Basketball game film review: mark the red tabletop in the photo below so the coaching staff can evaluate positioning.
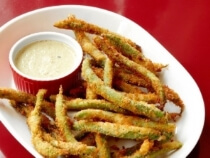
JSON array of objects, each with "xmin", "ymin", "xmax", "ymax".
[{"xmin": 0, "ymin": 0, "xmax": 209, "ymax": 157}]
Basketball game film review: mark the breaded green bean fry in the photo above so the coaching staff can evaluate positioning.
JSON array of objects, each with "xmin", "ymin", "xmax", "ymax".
[
  {"xmin": 86, "ymin": 83, "xmax": 98, "ymax": 99},
  {"xmin": 27, "ymin": 89, "xmax": 61, "ymax": 157},
  {"xmin": 95, "ymin": 133, "xmax": 111, "ymax": 158},
  {"xmin": 9, "ymin": 100, "xmax": 34, "ymax": 117},
  {"xmin": 102, "ymin": 33, "xmax": 144, "ymax": 61},
  {"xmin": 74, "ymin": 30, "xmax": 106, "ymax": 65},
  {"xmin": 73, "ymin": 120, "xmax": 162, "ymax": 141},
  {"xmin": 114, "ymin": 68, "xmax": 151, "ymax": 88},
  {"xmin": 114, "ymin": 80, "xmax": 145, "ymax": 94},
  {"xmin": 74, "ymin": 109, "xmax": 175, "ymax": 133},
  {"xmin": 141, "ymin": 141, "xmax": 182, "ymax": 158},
  {"xmin": 27, "ymin": 89, "xmax": 46, "ymax": 133},
  {"xmin": 0, "ymin": 88, "xmax": 55, "ymax": 118},
  {"xmin": 41, "ymin": 132, "xmax": 97, "ymax": 157},
  {"xmin": 102, "ymin": 33, "xmax": 165, "ymax": 73},
  {"xmin": 122, "ymin": 92, "xmax": 159, "ymax": 104},
  {"xmin": 164, "ymin": 85, "xmax": 184, "ymax": 113},
  {"xmin": 0, "ymin": 88, "xmax": 36, "ymax": 103},
  {"xmin": 126, "ymin": 139, "xmax": 154, "ymax": 157},
  {"xmin": 65, "ymin": 98, "xmax": 129, "ymax": 114},
  {"xmin": 116, "ymin": 140, "xmax": 182, "ymax": 158},
  {"xmin": 54, "ymin": 15, "xmax": 140, "ymax": 49},
  {"xmin": 55, "ymin": 87, "xmax": 76, "ymax": 142},
  {"xmin": 103, "ymin": 57, "xmax": 114, "ymax": 87}
]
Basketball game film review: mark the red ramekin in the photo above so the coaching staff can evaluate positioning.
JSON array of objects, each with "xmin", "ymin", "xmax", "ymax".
[{"xmin": 9, "ymin": 32, "xmax": 83, "ymax": 95}]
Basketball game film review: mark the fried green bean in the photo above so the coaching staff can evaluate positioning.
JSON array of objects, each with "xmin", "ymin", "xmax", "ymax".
[
  {"xmin": 89, "ymin": 83, "xmax": 167, "ymax": 121},
  {"xmin": 27, "ymin": 89, "xmax": 46, "ymax": 133},
  {"xmin": 82, "ymin": 58, "xmax": 168, "ymax": 122},
  {"xmin": 73, "ymin": 120, "xmax": 163, "ymax": 141},
  {"xmin": 86, "ymin": 83, "xmax": 98, "ymax": 99},
  {"xmin": 54, "ymin": 15, "xmax": 110, "ymax": 35},
  {"xmin": 114, "ymin": 140, "xmax": 182, "ymax": 158},
  {"xmin": 95, "ymin": 133, "xmax": 111, "ymax": 158},
  {"xmin": 55, "ymin": 87, "xmax": 76, "ymax": 142},
  {"xmin": 102, "ymin": 34, "xmax": 166, "ymax": 73},
  {"xmin": 139, "ymin": 141, "xmax": 182, "ymax": 158},
  {"xmin": 126, "ymin": 139, "xmax": 154, "ymax": 157},
  {"xmin": 102, "ymin": 33, "xmax": 144, "ymax": 61},
  {"xmin": 94, "ymin": 37, "xmax": 166, "ymax": 106},
  {"xmin": 114, "ymin": 80, "xmax": 145, "ymax": 94},
  {"xmin": 114, "ymin": 68, "xmax": 151, "ymax": 88},
  {"xmin": 54, "ymin": 15, "xmax": 140, "ymax": 50},
  {"xmin": 0, "ymin": 88, "xmax": 55, "ymax": 118},
  {"xmin": 65, "ymin": 98, "xmax": 129, "ymax": 114},
  {"xmin": 164, "ymin": 85, "xmax": 184, "ymax": 113},
  {"xmin": 74, "ymin": 109, "xmax": 175, "ymax": 133},
  {"xmin": 0, "ymin": 88, "xmax": 35, "ymax": 103},
  {"xmin": 74, "ymin": 30, "xmax": 106, "ymax": 65},
  {"xmin": 32, "ymin": 135, "xmax": 70, "ymax": 157},
  {"xmin": 27, "ymin": 89, "xmax": 60, "ymax": 157},
  {"xmin": 9, "ymin": 100, "xmax": 34, "ymax": 117},
  {"xmin": 122, "ymin": 92, "xmax": 159, "ymax": 104},
  {"xmin": 41, "ymin": 132, "xmax": 97, "ymax": 157},
  {"xmin": 49, "ymin": 94, "xmax": 73, "ymax": 102},
  {"xmin": 103, "ymin": 57, "xmax": 114, "ymax": 87}
]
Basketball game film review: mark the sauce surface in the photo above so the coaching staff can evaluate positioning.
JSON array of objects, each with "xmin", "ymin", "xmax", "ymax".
[{"xmin": 15, "ymin": 40, "xmax": 76, "ymax": 79}]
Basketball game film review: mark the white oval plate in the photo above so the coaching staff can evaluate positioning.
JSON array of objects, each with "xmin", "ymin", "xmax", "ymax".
[{"xmin": 0, "ymin": 5, "xmax": 205, "ymax": 158}]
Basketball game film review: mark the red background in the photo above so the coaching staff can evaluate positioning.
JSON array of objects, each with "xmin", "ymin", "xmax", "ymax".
[{"xmin": 0, "ymin": 0, "xmax": 209, "ymax": 157}]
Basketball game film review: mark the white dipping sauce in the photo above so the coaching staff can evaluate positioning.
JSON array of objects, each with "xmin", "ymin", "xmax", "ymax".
[{"xmin": 15, "ymin": 40, "xmax": 76, "ymax": 79}]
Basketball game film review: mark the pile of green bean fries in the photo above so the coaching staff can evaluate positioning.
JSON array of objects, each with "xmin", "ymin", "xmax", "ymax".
[{"xmin": 0, "ymin": 15, "xmax": 185, "ymax": 157}]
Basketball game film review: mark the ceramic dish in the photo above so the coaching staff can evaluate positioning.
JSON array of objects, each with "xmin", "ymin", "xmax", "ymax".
[
  {"xmin": 9, "ymin": 31, "xmax": 83, "ymax": 95},
  {"xmin": 0, "ymin": 5, "xmax": 205, "ymax": 158}
]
